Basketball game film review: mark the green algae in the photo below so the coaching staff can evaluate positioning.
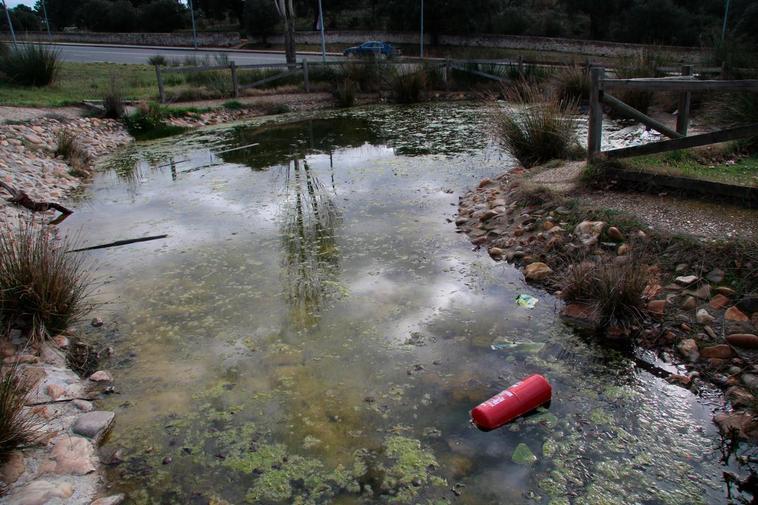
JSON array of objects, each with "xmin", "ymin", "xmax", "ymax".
[{"xmin": 512, "ymin": 443, "xmax": 537, "ymax": 465}]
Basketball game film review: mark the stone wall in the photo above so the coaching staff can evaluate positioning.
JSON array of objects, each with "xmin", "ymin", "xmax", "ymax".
[
  {"xmin": 12, "ymin": 31, "xmax": 241, "ymax": 48},
  {"xmin": 255, "ymin": 31, "xmax": 709, "ymax": 62}
]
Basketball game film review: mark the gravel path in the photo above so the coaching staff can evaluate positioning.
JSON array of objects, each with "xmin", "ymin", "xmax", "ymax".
[{"xmin": 0, "ymin": 106, "xmax": 85, "ymax": 123}]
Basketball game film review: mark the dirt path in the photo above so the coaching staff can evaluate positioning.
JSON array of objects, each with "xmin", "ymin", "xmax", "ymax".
[{"xmin": 0, "ymin": 106, "xmax": 85, "ymax": 123}]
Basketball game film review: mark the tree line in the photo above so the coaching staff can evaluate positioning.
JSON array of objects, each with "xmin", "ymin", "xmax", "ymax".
[{"xmin": 0, "ymin": 0, "xmax": 756, "ymax": 47}]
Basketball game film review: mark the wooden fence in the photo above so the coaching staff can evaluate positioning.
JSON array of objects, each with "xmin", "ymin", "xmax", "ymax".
[{"xmin": 587, "ymin": 66, "xmax": 758, "ymax": 160}]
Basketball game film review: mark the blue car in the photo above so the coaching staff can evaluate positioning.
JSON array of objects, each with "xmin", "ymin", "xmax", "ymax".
[{"xmin": 343, "ymin": 41, "xmax": 399, "ymax": 58}]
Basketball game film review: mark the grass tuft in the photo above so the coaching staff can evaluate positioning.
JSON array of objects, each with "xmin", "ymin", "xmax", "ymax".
[
  {"xmin": 553, "ymin": 65, "xmax": 591, "ymax": 103},
  {"xmin": 1, "ymin": 44, "xmax": 60, "ymax": 87},
  {"xmin": 0, "ymin": 221, "xmax": 93, "ymax": 341},
  {"xmin": 0, "ymin": 364, "xmax": 40, "ymax": 462},
  {"xmin": 332, "ymin": 77, "xmax": 357, "ymax": 108},
  {"xmin": 389, "ymin": 69, "xmax": 427, "ymax": 104},
  {"xmin": 493, "ymin": 81, "xmax": 580, "ymax": 168},
  {"xmin": 102, "ymin": 76, "xmax": 125, "ymax": 119},
  {"xmin": 55, "ymin": 131, "xmax": 92, "ymax": 177},
  {"xmin": 147, "ymin": 55, "xmax": 167, "ymax": 66}
]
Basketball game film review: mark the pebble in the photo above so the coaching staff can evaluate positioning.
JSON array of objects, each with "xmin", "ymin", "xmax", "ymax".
[
  {"xmin": 726, "ymin": 334, "xmax": 758, "ymax": 349},
  {"xmin": 696, "ymin": 308, "xmax": 716, "ymax": 325},
  {"xmin": 89, "ymin": 370, "xmax": 113, "ymax": 382},
  {"xmin": 72, "ymin": 411, "xmax": 116, "ymax": 444},
  {"xmin": 91, "ymin": 317, "xmax": 104, "ymax": 328},
  {"xmin": 677, "ymin": 338, "xmax": 699, "ymax": 362},
  {"xmin": 524, "ymin": 262, "xmax": 552, "ymax": 281},
  {"xmin": 725, "ymin": 306, "xmax": 749, "ymax": 322},
  {"xmin": 709, "ymin": 294, "xmax": 730, "ymax": 310}
]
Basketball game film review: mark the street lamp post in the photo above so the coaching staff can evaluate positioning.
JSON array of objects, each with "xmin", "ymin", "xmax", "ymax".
[
  {"xmin": 419, "ymin": 0, "xmax": 424, "ymax": 58},
  {"xmin": 1, "ymin": 0, "xmax": 16, "ymax": 48},
  {"xmin": 318, "ymin": 0, "xmax": 326, "ymax": 62},
  {"xmin": 721, "ymin": 0, "xmax": 731, "ymax": 42},
  {"xmin": 188, "ymin": 0, "xmax": 198, "ymax": 49},
  {"xmin": 40, "ymin": 0, "xmax": 52, "ymax": 39}
]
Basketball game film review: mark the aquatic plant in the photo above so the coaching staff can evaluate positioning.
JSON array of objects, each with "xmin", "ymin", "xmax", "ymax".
[
  {"xmin": 332, "ymin": 77, "xmax": 357, "ymax": 108},
  {"xmin": 493, "ymin": 82, "xmax": 580, "ymax": 167},
  {"xmin": 0, "ymin": 364, "xmax": 40, "ymax": 463},
  {"xmin": 389, "ymin": 69, "xmax": 427, "ymax": 104},
  {"xmin": 560, "ymin": 256, "xmax": 648, "ymax": 329},
  {"xmin": 0, "ymin": 221, "xmax": 93, "ymax": 341},
  {"xmin": 102, "ymin": 76, "xmax": 125, "ymax": 119},
  {"xmin": 611, "ymin": 50, "xmax": 666, "ymax": 116},
  {"xmin": 123, "ymin": 103, "xmax": 186, "ymax": 141},
  {"xmin": 553, "ymin": 65, "xmax": 591, "ymax": 103}
]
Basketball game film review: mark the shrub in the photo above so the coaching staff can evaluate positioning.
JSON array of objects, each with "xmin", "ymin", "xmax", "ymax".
[
  {"xmin": 554, "ymin": 65, "xmax": 591, "ymax": 103},
  {"xmin": 223, "ymin": 100, "xmax": 244, "ymax": 110},
  {"xmin": 340, "ymin": 62, "xmax": 383, "ymax": 93},
  {"xmin": 710, "ymin": 92, "xmax": 758, "ymax": 128},
  {"xmin": 612, "ymin": 50, "xmax": 665, "ymax": 116},
  {"xmin": 560, "ymin": 256, "xmax": 649, "ymax": 329},
  {"xmin": 0, "ymin": 365, "xmax": 40, "ymax": 461},
  {"xmin": 259, "ymin": 102, "xmax": 291, "ymax": 115},
  {"xmin": 55, "ymin": 131, "xmax": 92, "ymax": 177},
  {"xmin": 389, "ymin": 69, "xmax": 427, "ymax": 104},
  {"xmin": 0, "ymin": 221, "xmax": 92, "ymax": 341},
  {"xmin": 147, "ymin": 54, "xmax": 167, "ymax": 66},
  {"xmin": 102, "ymin": 76, "xmax": 125, "ymax": 119},
  {"xmin": 185, "ymin": 69, "xmax": 233, "ymax": 96},
  {"xmin": 493, "ymin": 82, "xmax": 579, "ymax": 168},
  {"xmin": 123, "ymin": 103, "xmax": 185, "ymax": 141},
  {"xmin": 332, "ymin": 77, "xmax": 356, "ymax": 108},
  {"xmin": 0, "ymin": 44, "xmax": 60, "ymax": 86}
]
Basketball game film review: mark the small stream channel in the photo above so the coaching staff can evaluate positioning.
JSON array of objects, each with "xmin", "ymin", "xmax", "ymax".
[{"xmin": 63, "ymin": 103, "xmax": 737, "ymax": 504}]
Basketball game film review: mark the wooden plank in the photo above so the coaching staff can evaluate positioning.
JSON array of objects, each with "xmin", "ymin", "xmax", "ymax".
[
  {"xmin": 450, "ymin": 64, "xmax": 508, "ymax": 82},
  {"xmin": 238, "ymin": 68, "xmax": 302, "ymax": 90},
  {"xmin": 230, "ymin": 61, "xmax": 239, "ymax": 98},
  {"xmin": 602, "ymin": 93, "xmax": 682, "ymax": 139},
  {"xmin": 234, "ymin": 62, "xmax": 296, "ymax": 70},
  {"xmin": 604, "ymin": 123, "xmax": 758, "ymax": 159},
  {"xmin": 676, "ymin": 65, "xmax": 693, "ymax": 135},
  {"xmin": 588, "ymin": 67, "xmax": 604, "ymax": 158},
  {"xmin": 603, "ymin": 78, "xmax": 758, "ymax": 92}
]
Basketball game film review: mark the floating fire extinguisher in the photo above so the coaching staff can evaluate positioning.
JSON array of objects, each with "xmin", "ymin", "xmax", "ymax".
[{"xmin": 470, "ymin": 374, "xmax": 552, "ymax": 431}]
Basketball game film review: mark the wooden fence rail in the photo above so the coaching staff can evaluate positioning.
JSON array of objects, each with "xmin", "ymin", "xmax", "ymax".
[{"xmin": 588, "ymin": 66, "xmax": 758, "ymax": 161}]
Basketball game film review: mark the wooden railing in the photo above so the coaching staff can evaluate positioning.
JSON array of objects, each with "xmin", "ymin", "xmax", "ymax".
[{"xmin": 588, "ymin": 66, "xmax": 758, "ymax": 160}]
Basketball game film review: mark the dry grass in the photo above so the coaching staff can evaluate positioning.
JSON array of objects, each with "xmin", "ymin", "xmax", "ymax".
[
  {"xmin": 55, "ymin": 131, "xmax": 92, "ymax": 178},
  {"xmin": 0, "ymin": 364, "xmax": 40, "ymax": 463},
  {"xmin": 0, "ymin": 221, "xmax": 93, "ymax": 341},
  {"xmin": 553, "ymin": 65, "xmax": 591, "ymax": 103},
  {"xmin": 560, "ymin": 256, "xmax": 649, "ymax": 329},
  {"xmin": 493, "ymin": 81, "xmax": 580, "ymax": 167}
]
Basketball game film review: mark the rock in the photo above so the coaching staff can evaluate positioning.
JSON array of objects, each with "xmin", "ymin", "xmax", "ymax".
[
  {"xmin": 704, "ymin": 325, "xmax": 717, "ymax": 339},
  {"xmin": 725, "ymin": 306, "xmax": 749, "ymax": 322},
  {"xmin": 643, "ymin": 284, "xmax": 662, "ymax": 299},
  {"xmin": 39, "ymin": 344, "xmax": 66, "ymax": 367},
  {"xmin": 647, "ymin": 299, "xmax": 666, "ymax": 317},
  {"xmin": 91, "ymin": 317, "xmax": 104, "ymax": 327},
  {"xmin": 700, "ymin": 344, "xmax": 735, "ymax": 360},
  {"xmin": 675, "ymin": 263, "xmax": 689, "ymax": 273},
  {"xmin": 677, "ymin": 339, "xmax": 699, "ymax": 363},
  {"xmin": 511, "ymin": 443, "xmax": 537, "ymax": 465},
  {"xmin": 574, "ymin": 221, "xmax": 605, "ymax": 246},
  {"xmin": 72, "ymin": 411, "xmax": 115, "ymax": 444},
  {"xmin": 743, "ymin": 373, "xmax": 758, "ymax": 390},
  {"xmin": 0, "ymin": 451, "xmax": 25, "ymax": 485},
  {"xmin": 706, "ymin": 268, "xmax": 725, "ymax": 284},
  {"xmin": 709, "ymin": 294, "xmax": 730, "ymax": 310},
  {"xmin": 675, "ymin": 275, "xmax": 699, "ymax": 286},
  {"xmin": 40, "ymin": 436, "xmax": 96, "ymax": 475},
  {"xmin": 89, "ymin": 370, "xmax": 113, "ymax": 382},
  {"xmin": 73, "ymin": 399, "xmax": 94, "ymax": 412},
  {"xmin": 90, "ymin": 494, "xmax": 126, "ymax": 505},
  {"xmin": 696, "ymin": 308, "xmax": 716, "ymax": 325},
  {"xmin": 52, "ymin": 335, "xmax": 70, "ymax": 348},
  {"xmin": 6, "ymin": 480, "xmax": 74, "ymax": 505},
  {"xmin": 680, "ymin": 296, "xmax": 697, "ymax": 310},
  {"xmin": 46, "ymin": 384, "xmax": 66, "ymax": 400},
  {"xmin": 560, "ymin": 303, "xmax": 600, "ymax": 329},
  {"xmin": 716, "ymin": 286, "xmax": 736, "ymax": 297},
  {"xmin": 524, "ymin": 262, "xmax": 552, "ymax": 281},
  {"xmin": 714, "ymin": 411, "xmax": 758, "ymax": 441},
  {"xmin": 607, "ymin": 226, "xmax": 624, "ymax": 241},
  {"xmin": 23, "ymin": 133, "xmax": 43, "ymax": 145},
  {"xmin": 686, "ymin": 284, "xmax": 711, "ymax": 300},
  {"xmin": 488, "ymin": 247, "xmax": 504, "ymax": 259},
  {"xmin": 726, "ymin": 334, "xmax": 758, "ymax": 349},
  {"xmin": 666, "ymin": 374, "xmax": 692, "ymax": 386},
  {"xmin": 727, "ymin": 386, "xmax": 755, "ymax": 409},
  {"xmin": 477, "ymin": 178, "xmax": 493, "ymax": 188},
  {"xmin": 162, "ymin": 456, "xmax": 173, "ymax": 465}
]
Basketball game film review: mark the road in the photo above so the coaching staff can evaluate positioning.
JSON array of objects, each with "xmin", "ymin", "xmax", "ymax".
[{"xmin": 25, "ymin": 43, "xmax": 340, "ymax": 65}]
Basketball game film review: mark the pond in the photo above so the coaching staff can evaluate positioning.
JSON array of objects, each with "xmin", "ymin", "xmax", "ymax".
[{"xmin": 64, "ymin": 103, "xmax": 735, "ymax": 504}]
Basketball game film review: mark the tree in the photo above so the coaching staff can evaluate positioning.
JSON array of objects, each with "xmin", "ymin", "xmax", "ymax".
[
  {"xmin": 245, "ymin": 0, "xmax": 278, "ymax": 43},
  {"xmin": 137, "ymin": 0, "xmax": 189, "ymax": 32},
  {"xmin": 5, "ymin": 5, "xmax": 43, "ymax": 31},
  {"xmin": 74, "ymin": 0, "xmax": 137, "ymax": 32},
  {"xmin": 273, "ymin": 0, "xmax": 296, "ymax": 64},
  {"xmin": 35, "ymin": 0, "xmax": 85, "ymax": 29}
]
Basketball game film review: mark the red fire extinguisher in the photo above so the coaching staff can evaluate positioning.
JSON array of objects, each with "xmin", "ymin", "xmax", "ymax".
[{"xmin": 470, "ymin": 374, "xmax": 552, "ymax": 431}]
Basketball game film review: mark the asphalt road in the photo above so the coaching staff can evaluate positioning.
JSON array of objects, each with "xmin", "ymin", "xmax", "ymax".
[{"xmin": 24, "ymin": 43, "xmax": 339, "ymax": 65}]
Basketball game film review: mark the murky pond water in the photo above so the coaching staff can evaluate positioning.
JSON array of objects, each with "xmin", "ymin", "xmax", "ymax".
[{"xmin": 64, "ymin": 103, "xmax": 734, "ymax": 504}]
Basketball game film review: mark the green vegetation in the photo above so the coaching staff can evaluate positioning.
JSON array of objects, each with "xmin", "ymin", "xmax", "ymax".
[
  {"xmin": 0, "ymin": 364, "xmax": 39, "ymax": 462},
  {"xmin": 332, "ymin": 77, "xmax": 357, "ymax": 108},
  {"xmin": 147, "ymin": 54, "xmax": 167, "ymax": 66},
  {"xmin": 389, "ymin": 69, "xmax": 427, "ymax": 104},
  {"xmin": 0, "ymin": 44, "xmax": 60, "ymax": 87},
  {"xmin": 0, "ymin": 221, "xmax": 92, "ymax": 341},
  {"xmin": 493, "ymin": 82, "xmax": 581, "ymax": 167},
  {"xmin": 611, "ymin": 51, "xmax": 666, "ymax": 117},
  {"xmin": 55, "ymin": 131, "xmax": 92, "ymax": 177},
  {"xmin": 0, "ymin": 62, "xmax": 157, "ymax": 107},
  {"xmin": 102, "ymin": 76, "xmax": 125, "ymax": 119},
  {"xmin": 553, "ymin": 65, "xmax": 591, "ymax": 103},
  {"xmin": 123, "ymin": 103, "xmax": 187, "ymax": 141},
  {"xmin": 622, "ymin": 149, "xmax": 758, "ymax": 187}
]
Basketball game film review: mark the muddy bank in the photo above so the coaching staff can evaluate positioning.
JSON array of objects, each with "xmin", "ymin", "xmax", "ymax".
[{"xmin": 456, "ymin": 167, "xmax": 758, "ymax": 449}]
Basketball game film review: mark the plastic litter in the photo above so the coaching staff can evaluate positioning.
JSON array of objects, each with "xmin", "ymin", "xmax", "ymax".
[
  {"xmin": 470, "ymin": 374, "xmax": 552, "ymax": 431},
  {"xmin": 516, "ymin": 294, "xmax": 538, "ymax": 309}
]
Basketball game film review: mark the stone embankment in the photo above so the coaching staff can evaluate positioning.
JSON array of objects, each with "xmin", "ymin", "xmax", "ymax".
[
  {"xmin": 0, "ymin": 116, "xmax": 130, "ymax": 226},
  {"xmin": 457, "ymin": 168, "xmax": 758, "ymax": 441},
  {"xmin": 0, "ymin": 115, "xmax": 129, "ymax": 504}
]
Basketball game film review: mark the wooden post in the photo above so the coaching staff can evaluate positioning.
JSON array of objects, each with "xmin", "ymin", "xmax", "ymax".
[
  {"xmin": 155, "ymin": 64, "xmax": 165, "ymax": 104},
  {"xmin": 517, "ymin": 55, "xmax": 524, "ymax": 77},
  {"xmin": 588, "ymin": 66, "xmax": 605, "ymax": 159},
  {"xmin": 230, "ymin": 61, "xmax": 239, "ymax": 98},
  {"xmin": 303, "ymin": 60, "xmax": 310, "ymax": 93},
  {"xmin": 676, "ymin": 64, "xmax": 693, "ymax": 136},
  {"xmin": 444, "ymin": 58, "xmax": 450, "ymax": 91}
]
